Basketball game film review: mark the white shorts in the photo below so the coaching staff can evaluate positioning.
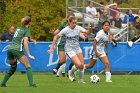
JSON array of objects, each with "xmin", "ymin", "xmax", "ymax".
[
  {"xmin": 90, "ymin": 48, "xmax": 106, "ymax": 60},
  {"xmin": 66, "ymin": 48, "xmax": 82, "ymax": 58},
  {"xmin": 90, "ymin": 53, "xmax": 106, "ymax": 60}
]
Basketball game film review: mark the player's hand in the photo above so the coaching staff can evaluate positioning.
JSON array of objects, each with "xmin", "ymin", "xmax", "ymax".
[
  {"xmin": 6, "ymin": 40, "xmax": 10, "ymax": 42},
  {"xmin": 33, "ymin": 40, "xmax": 37, "ymax": 45},
  {"xmin": 29, "ymin": 55, "xmax": 35, "ymax": 60},
  {"xmin": 52, "ymin": 45, "xmax": 56, "ymax": 50},
  {"xmin": 47, "ymin": 49, "xmax": 54, "ymax": 54}
]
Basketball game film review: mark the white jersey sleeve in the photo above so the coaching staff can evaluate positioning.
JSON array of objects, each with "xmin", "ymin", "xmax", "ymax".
[
  {"xmin": 77, "ymin": 25, "xmax": 86, "ymax": 33},
  {"xmin": 95, "ymin": 30, "xmax": 102, "ymax": 42},
  {"xmin": 58, "ymin": 26, "xmax": 68, "ymax": 37}
]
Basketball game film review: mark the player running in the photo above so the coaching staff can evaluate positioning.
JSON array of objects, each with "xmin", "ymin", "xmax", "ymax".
[
  {"xmin": 49, "ymin": 13, "xmax": 75, "ymax": 77},
  {"xmin": 48, "ymin": 16, "xmax": 92, "ymax": 83},
  {"xmin": 84, "ymin": 21, "xmax": 112, "ymax": 82}
]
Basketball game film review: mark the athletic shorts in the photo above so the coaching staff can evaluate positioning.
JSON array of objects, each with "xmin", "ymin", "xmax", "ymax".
[
  {"xmin": 58, "ymin": 45, "xmax": 65, "ymax": 51},
  {"xmin": 90, "ymin": 52, "xmax": 106, "ymax": 60},
  {"xmin": 66, "ymin": 48, "xmax": 82, "ymax": 58},
  {"xmin": 8, "ymin": 49, "xmax": 24, "ymax": 60}
]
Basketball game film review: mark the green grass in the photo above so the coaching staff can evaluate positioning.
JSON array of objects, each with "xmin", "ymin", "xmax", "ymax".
[{"xmin": 0, "ymin": 73, "xmax": 140, "ymax": 93}]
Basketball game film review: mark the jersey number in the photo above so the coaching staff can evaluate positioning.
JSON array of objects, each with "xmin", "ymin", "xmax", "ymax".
[{"xmin": 14, "ymin": 29, "xmax": 20, "ymax": 37}]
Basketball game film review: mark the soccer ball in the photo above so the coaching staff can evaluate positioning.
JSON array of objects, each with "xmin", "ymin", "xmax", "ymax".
[{"xmin": 90, "ymin": 74, "xmax": 100, "ymax": 83}]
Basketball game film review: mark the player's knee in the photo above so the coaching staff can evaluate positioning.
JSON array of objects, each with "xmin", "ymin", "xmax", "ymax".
[
  {"xmin": 104, "ymin": 62, "xmax": 110, "ymax": 67},
  {"xmin": 7, "ymin": 66, "xmax": 17, "ymax": 75},
  {"xmin": 75, "ymin": 64, "xmax": 81, "ymax": 69},
  {"xmin": 59, "ymin": 59, "xmax": 66, "ymax": 64},
  {"xmin": 75, "ymin": 63, "xmax": 83, "ymax": 69}
]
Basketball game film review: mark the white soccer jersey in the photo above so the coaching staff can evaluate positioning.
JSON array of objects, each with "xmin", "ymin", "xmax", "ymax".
[
  {"xmin": 90, "ymin": 29, "xmax": 109, "ymax": 55},
  {"xmin": 58, "ymin": 25, "xmax": 86, "ymax": 52}
]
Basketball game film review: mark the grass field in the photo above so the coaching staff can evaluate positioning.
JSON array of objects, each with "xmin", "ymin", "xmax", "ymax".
[{"xmin": 0, "ymin": 73, "xmax": 140, "ymax": 93}]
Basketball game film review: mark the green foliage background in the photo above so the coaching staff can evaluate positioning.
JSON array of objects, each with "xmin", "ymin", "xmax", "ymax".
[
  {"xmin": 0, "ymin": 0, "xmax": 66, "ymax": 41},
  {"xmin": 0, "ymin": 0, "xmax": 140, "ymax": 41}
]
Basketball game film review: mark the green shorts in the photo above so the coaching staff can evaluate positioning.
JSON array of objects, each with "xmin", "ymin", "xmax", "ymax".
[
  {"xmin": 58, "ymin": 45, "xmax": 65, "ymax": 51},
  {"xmin": 8, "ymin": 49, "xmax": 24, "ymax": 60}
]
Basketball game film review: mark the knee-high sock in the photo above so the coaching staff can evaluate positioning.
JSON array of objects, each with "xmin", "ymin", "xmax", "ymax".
[
  {"xmin": 61, "ymin": 63, "xmax": 66, "ymax": 73},
  {"xmin": 105, "ymin": 72, "xmax": 111, "ymax": 81},
  {"xmin": 71, "ymin": 65, "xmax": 77, "ymax": 73},
  {"xmin": 26, "ymin": 67, "xmax": 34, "ymax": 86},
  {"xmin": 55, "ymin": 61, "xmax": 63, "ymax": 70},
  {"xmin": 1, "ymin": 66, "xmax": 16, "ymax": 85},
  {"xmin": 57, "ymin": 63, "xmax": 66, "ymax": 75},
  {"xmin": 79, "ymin": 69, "xmax": 84, "ymax": 80},
  {"xmin": 57, "ymin": 66, "xmax": 62, "ymax": 76},
  {"xmin": 69, "ymin": 63, "xmax": 74, "ymax": 70}
]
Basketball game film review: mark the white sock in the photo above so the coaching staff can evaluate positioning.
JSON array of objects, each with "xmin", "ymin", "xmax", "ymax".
[
  {"xmin": 79, "ymin": 69, "xmax": 84, "ymax": 80},
  {"xmin": 105, "ymin": 72, "xmax": 111, "ymax": 81},
  {"xmin": 61, "ymin": 63, "xmax": 66, "ymax": 73},
  {"xmin": 71, "ymin": 65, "xmax": 77, "ymax": 73},
  {"xmin": 56, "ymin": 65, "xmax": 63, "ymax": 76}
]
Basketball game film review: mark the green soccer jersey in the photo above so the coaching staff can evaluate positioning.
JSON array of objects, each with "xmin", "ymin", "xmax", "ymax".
[
  {"xmin": 57, "ymin": 22, "xmax": 67, "ymax": 46},
  {"xmin": 9, "ymin": 26, "xmax": 31, "ymax": 51}
]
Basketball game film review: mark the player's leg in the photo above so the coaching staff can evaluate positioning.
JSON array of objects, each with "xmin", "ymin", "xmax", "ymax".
[
  {"xmin": 68, "ymin": 62, "xmax": 74, "ymax": 70},
  {"xmin": 99, "ymin": 56, "xmax": 112, "ymax": 82},
  {"xmin": 0, "ymin": 59, "xmax": 17, "ymax": 87},
  {"xmin": 68, "ymin": 55, "xmax": 82, "ymax": 81},
  {"xmin": 56, "ymin": 63, "xmax": 66, "ymax": 77},
  {"xmin": 67, "ymin": 62, "xmax": 74, "ymax": 77},
  {"xmin": 0, "ymin": 50, "xmax": 17, "ymax": 87},
  {"xmin": 76, "ymin": 53, "xmax": 85, "ymax": 83},
  {"xmin": 61, "ymin": 63, "xmax": 66, "ymax": 77},
  {"xmin": 84, "ymin": 58, "xmax": 97, "ymax": 69},
  {"xmin": 53, "ymin": 51, "xmax": 66, "ymax": 74},
  {"xmin": 19, "ymin": 55, "xmax": 36, "ymax": 87}
]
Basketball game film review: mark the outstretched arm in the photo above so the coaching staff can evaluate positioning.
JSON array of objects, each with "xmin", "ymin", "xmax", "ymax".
[
  {"xmin": 49, "ymin": 29, "xmax": 60, "ymax": 36},
  {"xmin": 48, "ymin": 35, "xmax": 59, "ymax": 54}
]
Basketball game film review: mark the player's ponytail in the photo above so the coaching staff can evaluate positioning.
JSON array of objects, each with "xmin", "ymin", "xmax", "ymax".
[{"xmin": 21, "ymin": 16, "xmax": 32, "ymax": 26}]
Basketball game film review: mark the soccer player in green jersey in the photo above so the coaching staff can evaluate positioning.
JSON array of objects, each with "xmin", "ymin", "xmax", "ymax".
[{"xmin": 0, "ymin": 16, "xmax": 36, "ymax": 87}]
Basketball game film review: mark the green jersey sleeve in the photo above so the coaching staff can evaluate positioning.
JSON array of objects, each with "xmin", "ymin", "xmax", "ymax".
[
  {"xmin": 25, "ymin": 29, "xmax": 31, "ymax": 37},
  {"xmin": 57, "ymin": 22, "xmax": 67, "ymax": 31}
]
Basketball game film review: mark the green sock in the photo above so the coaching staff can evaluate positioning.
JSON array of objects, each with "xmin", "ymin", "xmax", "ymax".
[
  {"xmin": 26, "ymin": 67, "xmax": 34, "ymax": 86},
  {"xmin": 69, "ymin": 63, "xmax": 74, "ymax": 70},
  {"xmin": 55, "ymin": 61, "xmax": 62, "ymax": 70},
  {"xmin": 1, "ymin": 73, "xmax": 11, "ymax": 85},
  {"xmin": 1, "ymin": 66, "xmax": 16, "ymax": 85}
]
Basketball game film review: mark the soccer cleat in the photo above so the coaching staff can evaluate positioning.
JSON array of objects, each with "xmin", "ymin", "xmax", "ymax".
[
  {"xmin": 30, "ymin": 84, "xmax": 37, "ymax": 87},
  {"xmin": 53, "ymin": 69, "xmax": 57, "ymax": 74},
  {"xmin": 0, "ymin": 84, "xmax": 7, "ymax": 87},
  {"xmin": 78, "ymin": 79, "xmax": 86, "ymax": 83},
  {"xmin": 56, "ymin": 75, "xmax": 60, "ymax": 77},
  {"xmin": 106, "ymin": 80, "xmax": 112, "ymax": 82},
  {"xmin": 127, "ymin": 41, "xmax": 133, "ymax": 47},
  {"xmin": 68, "ymin": 70, "xmax": 75, "ymax": 81}
]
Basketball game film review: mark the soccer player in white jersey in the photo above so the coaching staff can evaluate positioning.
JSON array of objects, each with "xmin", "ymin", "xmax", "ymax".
[
  {"xmin": 84, "ymin": 21, "xmax": 112, "ymax": 82},
  {"xmin": 48, "ymin": 16, "xmax": 92, "ymax": 83}
]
